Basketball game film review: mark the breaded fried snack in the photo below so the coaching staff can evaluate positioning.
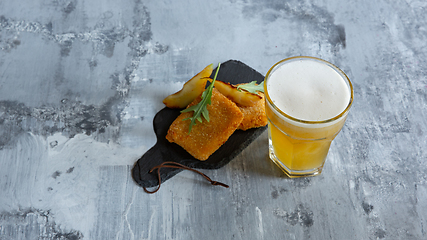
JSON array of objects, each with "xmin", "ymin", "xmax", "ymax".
[
  {"xmin": 166, "ymin": 88, "xmax": 243, "ymax": 160},
  {"xmin": 238, "ymin": 93, "xmax": 268, "ymax": 131}
]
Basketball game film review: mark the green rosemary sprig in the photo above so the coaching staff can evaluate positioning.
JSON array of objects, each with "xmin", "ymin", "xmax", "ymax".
[
  {"xmin": 237, "ymin": 80, "xmax": 264, "ymax": 94},
  {"xmin": 181, "ymin": 63, "xmax": 221, "ymax": 133}
]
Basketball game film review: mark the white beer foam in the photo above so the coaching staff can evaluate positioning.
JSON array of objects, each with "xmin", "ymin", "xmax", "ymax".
[{"xmin": 267, "ymin": 59, "xmax": 350, "ymax": 122}]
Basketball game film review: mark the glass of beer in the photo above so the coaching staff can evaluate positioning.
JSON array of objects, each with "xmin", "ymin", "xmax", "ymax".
[{"xmin": 264, "ymin": 56, "xmax": 354, "ymax": 178}]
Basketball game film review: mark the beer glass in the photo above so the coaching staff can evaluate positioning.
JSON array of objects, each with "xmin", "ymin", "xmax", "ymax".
[{"xmin": 264, "ymin": 56, "xmax": 354, "ymax": 178}]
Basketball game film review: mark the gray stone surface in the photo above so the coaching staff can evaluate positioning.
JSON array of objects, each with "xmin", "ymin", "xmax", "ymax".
[{"xmin": 1, "ymin": 0, "xmax": 426, "ymax": 239}]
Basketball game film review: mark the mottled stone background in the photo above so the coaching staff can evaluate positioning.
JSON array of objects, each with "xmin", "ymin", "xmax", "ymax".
[{"xmin": 1, "ymin": 0, "xmax": 426, "ymax": 239}]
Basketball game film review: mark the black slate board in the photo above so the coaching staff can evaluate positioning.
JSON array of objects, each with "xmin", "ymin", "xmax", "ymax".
[{"xmin": 132, "ymin": 60, "xmax": 267, "ymax": 188}]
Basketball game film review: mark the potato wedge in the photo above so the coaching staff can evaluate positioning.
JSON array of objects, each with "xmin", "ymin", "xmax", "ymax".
[
  {"xmin": 163, "ymin": 64, "xmax": 213, "ymax": 108},
  {"xmin": 212, "ymin": 80, "xmax": 262, "ymax": 107}
]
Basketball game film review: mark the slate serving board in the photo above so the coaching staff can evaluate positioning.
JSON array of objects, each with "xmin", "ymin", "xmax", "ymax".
[{"xmin": 132, "ymin": 60, "xmax": 267, "ymax": 188}]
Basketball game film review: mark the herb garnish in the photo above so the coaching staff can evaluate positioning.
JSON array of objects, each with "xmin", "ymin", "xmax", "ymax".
[
  {"xmin": 181, "ymin": 63, "xmax": 221, "ymax": 133},
  {"xmin": 237, "ymin": 81, "xmax": 264, "ymax": 94}
]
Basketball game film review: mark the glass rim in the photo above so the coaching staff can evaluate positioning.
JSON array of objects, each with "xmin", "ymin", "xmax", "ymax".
[{"xmin": 264, "ymin": 56, "xmax": 354, "ymax": 125}]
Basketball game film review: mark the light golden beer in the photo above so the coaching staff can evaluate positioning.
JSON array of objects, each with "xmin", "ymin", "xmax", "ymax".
[{"xmin": 264, "ymin": 56, "xmax": 353, "ymax": 178}]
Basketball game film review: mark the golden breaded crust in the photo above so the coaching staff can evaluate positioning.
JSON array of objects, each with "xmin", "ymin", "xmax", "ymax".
[
  {"xmin": 237, "ymin": 93, "xmax": 268, "ymax": 131},
  {"xmin": 166, "ymin": 88, "xmax": 243, "ymax": 160}
]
